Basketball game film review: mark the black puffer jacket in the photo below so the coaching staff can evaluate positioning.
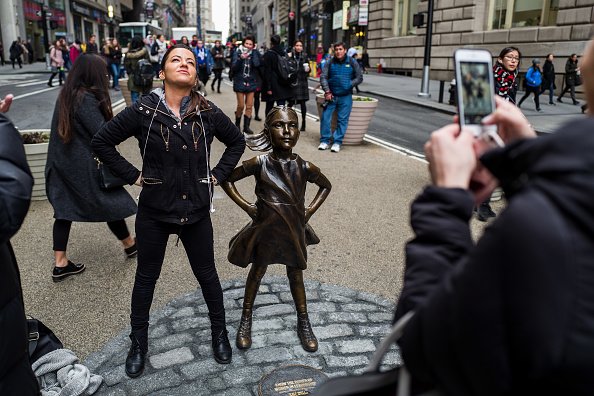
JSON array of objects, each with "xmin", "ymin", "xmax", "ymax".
[
  {"xmin": 0, "ymin": 114, "xmax": 39, "ymax": 395},
  {"xmin": 262, "ymin": 46, "xmax": 294, "ymax": 102},
  {"xmin": 92, "ymin": 90, "xmax": 245, "ymax": 224},
  {"xmin": 395, "ymin": 118, "xmax": 594, "ymax": 396}
]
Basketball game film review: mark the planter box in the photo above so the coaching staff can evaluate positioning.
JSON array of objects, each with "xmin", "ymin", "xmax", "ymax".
[
  {"xmin": 316, "ymin": 94, "xmax": 379, "ymax": 145},
  {"xmin": 21, "ymin": 130, "xmax": 50, "ymax": 201}
]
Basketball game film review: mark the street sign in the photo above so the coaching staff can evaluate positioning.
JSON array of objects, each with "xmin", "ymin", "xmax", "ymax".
[
  {"xmin": 46, "ymin": 12, "xmax": 53, "ymax": 17},
  {"xmin": 317, "ymin": 12, "xmax": 331, "ymax": 20},
  {"xmin": 35, "ymin": 10, "xmax": 42, "ymax": 17}
]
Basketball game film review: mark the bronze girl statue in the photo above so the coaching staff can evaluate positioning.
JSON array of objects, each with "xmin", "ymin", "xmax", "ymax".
[{"xmin": 222, "ymin": 106, "xmax": 332, "ymax": 352}]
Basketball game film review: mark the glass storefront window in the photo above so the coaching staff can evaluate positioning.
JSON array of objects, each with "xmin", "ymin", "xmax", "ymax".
[
  {"xmin": 393, "ymin": 0, "xmax": 419, "ymax": 36},
  {"xmin": 490, "ymin": 0, "xmax": 558, "ymax": 29}
]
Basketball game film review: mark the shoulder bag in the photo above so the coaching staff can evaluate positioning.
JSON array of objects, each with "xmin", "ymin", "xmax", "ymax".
[
  {"xmin": 311, "ymin": 312, "xmax": 442, "ymax": 396},
  {"xmin": 27, "ymin": 317, "xmax": 63, "ymax": 364},
  {"xmin": 94, "ymin": 155, "xmax": 127, "ymax": 190}
]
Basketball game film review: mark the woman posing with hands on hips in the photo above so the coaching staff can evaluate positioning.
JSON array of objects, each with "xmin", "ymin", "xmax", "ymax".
[{"xmin": 92, "ymin": 44, "xmax": 245, "ymax": 378}]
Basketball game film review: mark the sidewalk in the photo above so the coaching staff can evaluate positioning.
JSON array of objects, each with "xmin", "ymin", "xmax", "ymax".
[
  {"xmin": 0, "ymin": 61, "xmax": 50, "ymax": 75},
  {"xmin": 313, "ymin": 71, "xmax": 587, "ymax": 134}
]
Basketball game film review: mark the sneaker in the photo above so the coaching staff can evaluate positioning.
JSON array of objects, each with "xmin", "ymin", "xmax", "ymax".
[
  {"xmin": 52, "ymin": 260, "xmax": 85, "ymax": 282},
  {"xmin": 114, "ymin": 86, "xmax": 121, "ymax": 91},
  {"xmin": 330, "ymin": 143, "xmax": 341, "ymax": 153},
  {"xmin": 556, "ymin": 98, "xmax": 563, "ymax": 103},
  {"xmin": 318, "ymin": 142, "xmax": 330, "ymax": 150},
  {"xmin": 125, "ymin": 240, "xmax": 137, "ymax": 258}
]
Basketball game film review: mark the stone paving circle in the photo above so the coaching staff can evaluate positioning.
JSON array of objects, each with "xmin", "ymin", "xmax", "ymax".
[{"xmin": 84, "ymin": 276, "xmax": 401, "ymax": 395}]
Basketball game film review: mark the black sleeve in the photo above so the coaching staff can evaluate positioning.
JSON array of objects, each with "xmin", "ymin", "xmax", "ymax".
[
  {"xmin": 208, "ymin": 103, "xmax": 246, "ymax": 183},
  {"xmin": 0, "ymin": 114, "xmax": 32, "ymax": 245},
  {"xmin": 91, "ymin": 105, "xmax": 142, "ymax": 185},
  {"xmin": 75, "ymin": 94, "xmax": 106, "ymax": 140}
]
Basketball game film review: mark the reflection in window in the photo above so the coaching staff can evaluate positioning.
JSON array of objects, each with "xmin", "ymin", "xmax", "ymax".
[
  {"xmin": 393, "ymin": 0, "xmax": 420, "ymax": 36},
  {"xmin": 490, "ymin": 0, "xmax": 558, "ymax": 29}
]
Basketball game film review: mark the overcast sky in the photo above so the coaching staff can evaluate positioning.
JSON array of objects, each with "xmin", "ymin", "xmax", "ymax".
[{"xmin": 212, "ymin": 0, "xmax": 230, "ymax": 37}]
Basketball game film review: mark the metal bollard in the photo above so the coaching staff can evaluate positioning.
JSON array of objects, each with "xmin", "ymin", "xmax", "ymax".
[
  {"xmin": 438, "ymin": 81, "xmax": 445, "ymax": 103},
  {"xmin": 448, "ymin": 79, "xmax": 457, "ymax": 105}
]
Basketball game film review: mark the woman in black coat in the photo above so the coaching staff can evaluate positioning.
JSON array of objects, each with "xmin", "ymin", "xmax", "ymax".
[
  {"xmin": 92, "ymin": 44, "xmax": 245, "ymax": 378},
  {"xmin": 557, "ymin": 53, "xmax": 580, "ymax": 105},
  {"xmin": 288, "ymin": 40, "xmax": 311, "ymax": 131},
  {"xmin": 541, "ymin": 53, "xmax": 556, "ymax": 105},
  {"xmin": 45, "ymin": 54, "xmax": 138, "ymax": 282},
  {"xmin": 9, "ymin": 40, "xmax": 23, "ymax": 69},
  {"xmin": 0, "ymin": 111, "xmax": 39, "ymax": 395}
]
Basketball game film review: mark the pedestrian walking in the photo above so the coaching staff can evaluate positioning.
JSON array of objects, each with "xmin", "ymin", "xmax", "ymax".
[
  {"xmin": 394, "ymin": 40, "xmax": 594, "ymax": 393},
  {"xmin": 47, "ymin": 40, "xmax": 65, "ymax": 87},
  {"xmin": 19, "ymin": 39, "xmax": 29, "ymax": 65},
  {"xmin": 318, "ymin": 42, "xmax": 363, "ymax": 153},
  {"xmin": 231, "ymin": 35, "xmax": 262, "ymax": 133},
  {"xmin": 25, "ymin": 39, "xmax": 34, "ymax": 64},
  {"xmin": 45, "ymin": 54, "xmax": 137, "ymax": 283},
  {"xmin": 109, "ymin": 38, "xmax": 122, "ymax": 91},
  {"xmin": 69, "ymin": 39, "xmax": 82, "ymax": 65},
  {"xmin": 475, "ymin": 46, "xmax": 521, "ymax": 222},
  {"xmin": 557, "ymin": 53, "xmax": 581, "ymax": 105},
  {"xmin": 288, "ymin": 40, "xmax": 311, "ymax": 131},
  {"xmin": 92, "ymin": 44, "xmax": 245, "ymax": 378},
  {"xmin": 221, "ymin": 106, "xmax": 332, "ymax": 353},
  {"xmin": 262, "ymin": 35, "xmax": 294, "ymax": 115},
  {"xmin": 9, "ymin": 40, "xmax": 23, "ymax": 69},
  {"xmin": 518, "ymin": 58, "xmax": 543, "ymax": 112},
  {"xmin": 179, "ymin": 36, "xmax": 190, "ymax": 47},
  {"xmin": 86, "ymin": 34, "xmax": 98, "ymax": 54},
  {"xmin": 193, "ymin": 39, "xmax": 213, "ymax": 86},
  {"xmin": 150, "ymin": 34, "xmax": 167, "ymax": 75},
  {"xmin": 124, "ymin": 37, "xmax": 152, "ymax": 103},
  {"xmin": 541, "ymin": 53, "xmax": 556, "ymax": 105},
  {"xmin": 0, "ymin": 41, "xmax": 5, "ymax": 66},
  {"xmin": 315, "ymin": 44, "xmax": 324, "ymax": 77},
  {"xmin": 0, "ymin": 105, "xmax": 40, "ymax": 395},
  {"xmin": 210, "ymin": 39, "xmax": 225, "ymax": 93}
]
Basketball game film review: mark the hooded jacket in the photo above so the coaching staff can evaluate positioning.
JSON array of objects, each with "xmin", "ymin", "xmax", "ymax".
[
  {"xmin": 124, "ymin": 47, "xmax": 152, "ymax": 94},
  {"xmin": 92, "ymin": 90, "xmax": 245, "ymax": 224},
  {"xmin": 395, "ymin": 117, "xmax": 594, "ymax": 396}
]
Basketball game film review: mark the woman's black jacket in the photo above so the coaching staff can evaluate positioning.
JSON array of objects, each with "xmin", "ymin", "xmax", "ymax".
[
  {"xmin": 92, "ymin": 92, "xmax": 245, "ymax": 224},
  {"xmin": 564, "ymin": 58, "xmax": 578, "ymax": 86}
]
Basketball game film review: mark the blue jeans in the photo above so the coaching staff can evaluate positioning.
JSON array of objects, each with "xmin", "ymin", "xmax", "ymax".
[
  {"xmin": 131, "ymin": 91, "xmax": 140, "ymax": 103},
  {"xmin": 320, "ymin": 95, "xmax": 353, "ymax": 145},
  {"xmin": 110, "ymin": 62, "xmax": 119, "ymax": 88}
]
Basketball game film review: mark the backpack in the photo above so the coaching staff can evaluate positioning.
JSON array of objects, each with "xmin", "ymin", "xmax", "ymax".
[
  {"xmin": 133, "ymin": 59, "xmax": 154, "ymax": 88},
  {"xmin": 276, "ymin": 52, "xmax": 299, "ymax": 86}
]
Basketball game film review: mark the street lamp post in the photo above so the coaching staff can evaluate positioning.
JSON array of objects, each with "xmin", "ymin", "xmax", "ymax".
[{"xmin": 418, "ymin": 0, "xmax": 434, "ymax": 98}]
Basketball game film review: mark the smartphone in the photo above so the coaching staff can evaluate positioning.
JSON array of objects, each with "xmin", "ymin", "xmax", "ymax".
[{"xmin": 454, "ymin": 49, "xmax": 496, "ymax": 137}]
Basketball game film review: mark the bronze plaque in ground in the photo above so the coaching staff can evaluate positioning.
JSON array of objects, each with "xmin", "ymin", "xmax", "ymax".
[{"xmin": 258, "ymin": 365, "xmax": 328, "ymax": 396}]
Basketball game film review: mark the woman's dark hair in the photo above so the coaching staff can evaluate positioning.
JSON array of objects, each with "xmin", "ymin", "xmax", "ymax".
[
  {"xmin": 244, "ymin": 35, "xmax": 255, "ymax": 45},
  {"xmin": 294, "ymin": 40, "xmax": 303, "ymax": 47},
  {"xmin": 57, "ymin": 54, "xmax": 112, "ymax": 143},
  {"xmin": 130, "ymin": 36, "xmax": 144, "ymax": 51},
  {"xmin": 160, "ymin": 44, "xmax": 209, "ymax": 114},
  {"xmin": 498, "ymin": 46, "xmax": 521, "ymax": 60},
  {"xmin": 545, "ymin": 53, "xmax": 553, "ymax": 61},
  {"xmin": 181, "ymin": 36, "xmax": 189, "ymax": 45},
  {"xmin": 270, "ymin": 35, "xmax": 281, "ymax": 46}
]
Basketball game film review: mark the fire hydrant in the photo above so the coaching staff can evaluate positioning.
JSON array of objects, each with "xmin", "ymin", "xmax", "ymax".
[
  {"xmin": 377, "ymin": 63, "xmax": 383, "ymax": 73},
  {"xmin": 448, "ymin": 79, "xmax": 457, "ymax": 105}
]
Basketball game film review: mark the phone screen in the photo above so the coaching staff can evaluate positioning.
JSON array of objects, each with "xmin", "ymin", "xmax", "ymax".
[{"xmin": 459, "ymin": 61, "xmax": 493, "ymax": 125}]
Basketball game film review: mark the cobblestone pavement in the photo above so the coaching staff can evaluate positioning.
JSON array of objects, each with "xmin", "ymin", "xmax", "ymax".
[{"xmin": 85, "ymin": 277, "xmax": 400, "ymax": 395}]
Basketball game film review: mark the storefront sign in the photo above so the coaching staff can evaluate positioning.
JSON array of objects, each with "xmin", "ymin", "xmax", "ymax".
[
  {"xmin": 71, "ymin": 1, "xmax": 91, "ymax": 17},
  {"xmin": 348, "ymin": 5, "xmax": 359, "ymax": 25},
  {"xmin": 359, "ymin": 6, "xmax": 369, "ymax": 26},
  {"xmin": 52, "ymin": 9, "xmax": 66, "ymax": 27},
  {"xmin": 342, "ymin": 1, "xmax": 350, "ymax": 30},
  {"xmin": 359, "ymin": 0, "xmax": 369, "ymax": 5},
  {"xmin": 332, "ymin": 10, "xmax": 343, "ymax": 30},
  {"xmin": 24, "ymin": 0, "xmax": 43, "ymax": 21}
]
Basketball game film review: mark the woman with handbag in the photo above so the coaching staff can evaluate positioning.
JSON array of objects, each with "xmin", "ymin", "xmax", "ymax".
[
  {"xmin": 45, "ymin": 54, "xmax": 137, "ymax": 283},
  {"xmin": 288, "ymin": 40, "xmax": 311, "ymax": 131},
  {"xmin": 47, "ymin": 40, "xmax": 65, "ymax": 87},
  {"xmin": 92, "ymin": 44, "xmax": 245, "ymax": 378}
]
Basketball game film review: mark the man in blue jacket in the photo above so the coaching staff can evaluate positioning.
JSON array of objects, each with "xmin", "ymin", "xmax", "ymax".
[
  {"xmin": 319, "ymin": 42, "xmax": 363, "ymax": 153},
  {"xmin": 194, "ymin": 39, "xmax": 214, "ymax": 87}
]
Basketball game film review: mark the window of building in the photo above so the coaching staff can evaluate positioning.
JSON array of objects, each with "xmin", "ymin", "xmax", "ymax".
[
  {"xmin": 393, "ymin": 0, "xmax": 420, "ymax": 36},
  {"xmin": 490, "ymin": 0, "xmax": 558, "ymax": 29}
]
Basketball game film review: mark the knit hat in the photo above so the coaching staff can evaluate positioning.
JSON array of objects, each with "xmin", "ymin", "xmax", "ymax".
[{"xmin": 532, "ymin": 58, "xmax": 541, "ymax": 65}]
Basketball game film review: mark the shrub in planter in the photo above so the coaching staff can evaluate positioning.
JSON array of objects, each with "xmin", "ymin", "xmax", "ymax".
[{"xmin": 20, "ymin": 130, "xmax": 50, "ymax": 201}]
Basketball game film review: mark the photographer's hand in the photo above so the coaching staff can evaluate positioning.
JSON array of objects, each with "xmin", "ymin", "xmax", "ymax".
[
  {"xmin": 482, "ymin": 96, "xmax": 536, "ymax": 144},
  {"xmin": 0, "ymin": 94, "xmax": 14, "ymax": 113},
  {"xmin": 424, "ymin": 124, "xmax": 476, "ymax": 189}
]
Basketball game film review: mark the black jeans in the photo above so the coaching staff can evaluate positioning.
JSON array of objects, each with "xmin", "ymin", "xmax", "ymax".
[
  {"xmin": 558, "ymin": 83, "xmax": 576, "ymax": 102},
  {"xmin": 518, "ymin": 85, "xmax": 540, "ymax": 109},
  {"xmin": 131, "ymin": 210, "xmax": 225, "ymax": 351},
  {"xmin": 212, "ymin": 68, "xmax": 223, "ymax": 90},
  {"xmin": 53, "ymin": 219, "xmax": 130, "ymax": 251},
  {"xmin": 198, "ymin": 66, "xmax": 210, "ymax": 86}
]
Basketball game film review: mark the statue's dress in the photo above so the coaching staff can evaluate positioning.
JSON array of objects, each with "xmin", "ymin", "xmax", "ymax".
[{"xmin": 228, "ymin": 154, "xmax": 321, "ymax": 269}]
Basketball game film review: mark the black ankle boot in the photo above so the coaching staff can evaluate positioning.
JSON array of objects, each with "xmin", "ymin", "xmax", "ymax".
[
  {"xmin": 212, "ymin": 329, "xmax": 232, "ymax": 364},
  {"xmin": 300, "ymin": 118, "xmax": 306, "ymax": 131},
  {"xmin": 297, "ymin": 313, "xmax": 318, "ymax": 352},
  {"xmin": 236, "ymin": 309, "xmax": 253, "ymax": 349},
  {"xmin": 235, "ymin": 117, "xmax": 241, "ymax": 129},
  {"xmin": 254, "ymin": 114, "xmax": 262, "ymax": 121},
  {"xmin": 125, "ymin": 336, "xmax": 146, "ymax": 378},
  {"xmin": 243, "ymin": 115, "xmax": 253, "ymax": 134},
  {"xmin": 217, "ymin": 82, "xmax": 221, "ymax": 93}
]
